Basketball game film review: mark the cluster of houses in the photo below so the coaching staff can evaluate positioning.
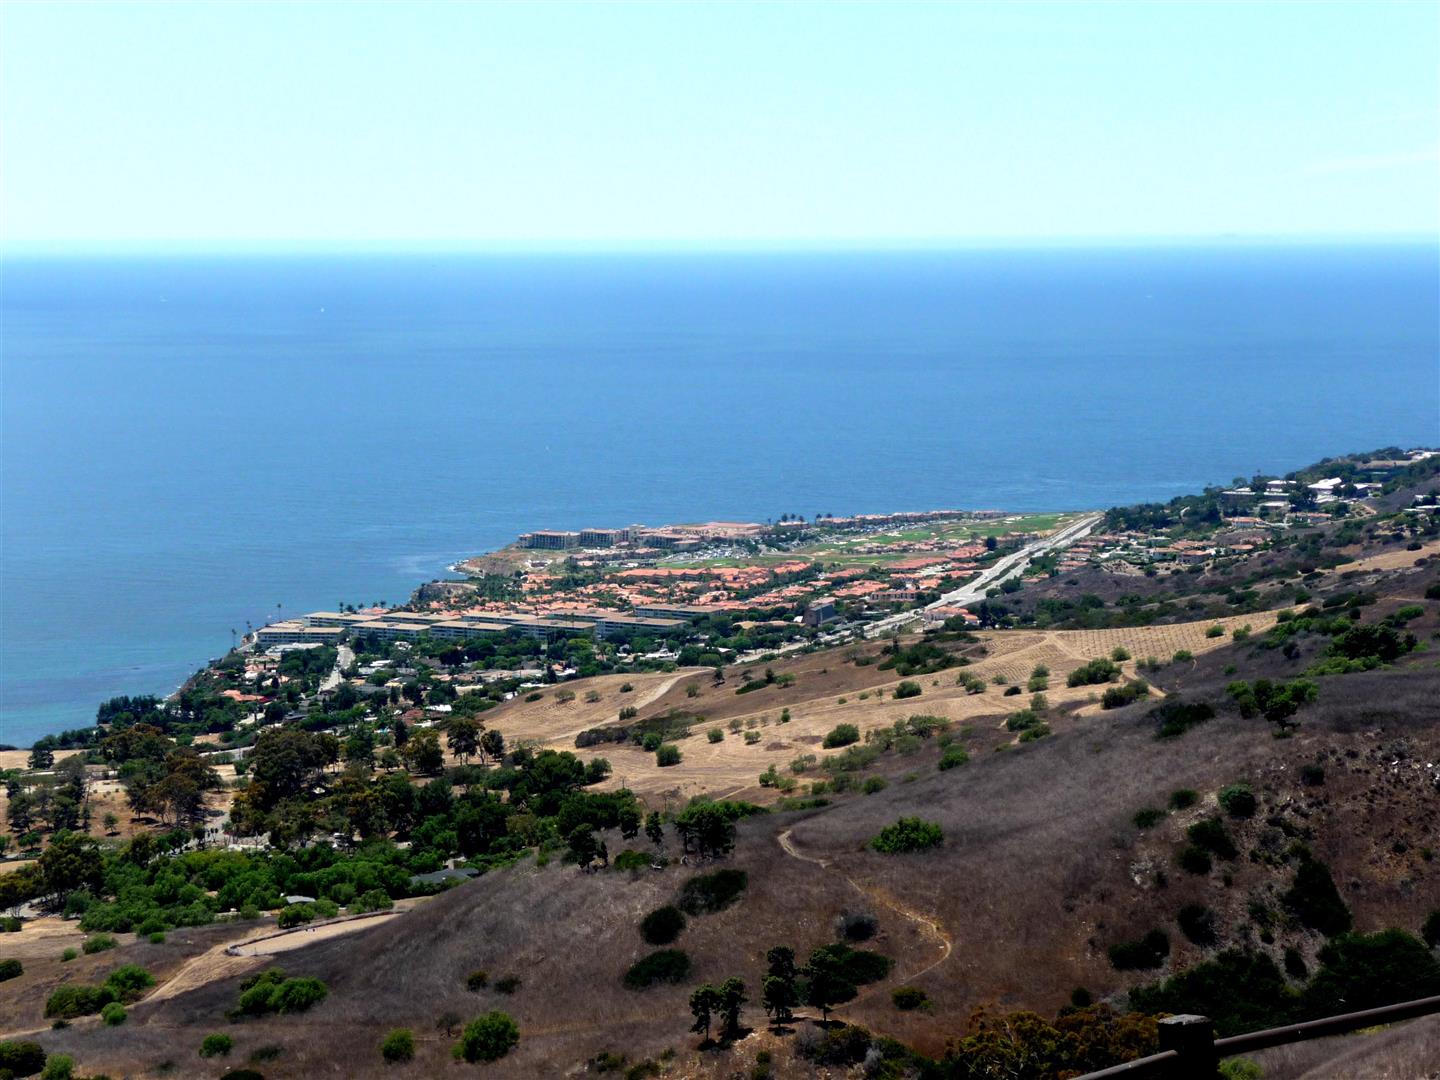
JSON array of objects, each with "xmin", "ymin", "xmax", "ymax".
[{"xmin": 254, "ymin": 606, "xmax": 692, "ymax": 650}]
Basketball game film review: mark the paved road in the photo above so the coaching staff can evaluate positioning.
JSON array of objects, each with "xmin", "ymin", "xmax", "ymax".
[
  {"xmin": 320, "ymin": 644, "xmax": 355, "ymax": 692},
  {"xmin": 865, "ymin": 512, "xmax": 1103, "ymax": 638}
]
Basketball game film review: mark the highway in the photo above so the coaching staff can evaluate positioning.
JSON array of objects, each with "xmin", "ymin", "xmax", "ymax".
[{"xmin": 865, "ymin": 512, "xmax": 1103, "ymax": 637}]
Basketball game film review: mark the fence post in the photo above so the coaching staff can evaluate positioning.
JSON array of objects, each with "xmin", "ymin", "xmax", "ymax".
[{"xmin": 1157, "ymin": 1014, "xmax": 1218, "ymax": 1078}]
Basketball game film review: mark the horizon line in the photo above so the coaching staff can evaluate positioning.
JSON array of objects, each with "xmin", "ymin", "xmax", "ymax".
[{"xmin": 3, "ymin": 231, "xmax": 1438, "ymax": 259}]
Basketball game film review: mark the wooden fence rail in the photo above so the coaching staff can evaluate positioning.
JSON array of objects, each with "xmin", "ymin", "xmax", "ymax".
[{"xmin": 1076, "ymin": 994, "xmax": 1440, "ymax": 1080}]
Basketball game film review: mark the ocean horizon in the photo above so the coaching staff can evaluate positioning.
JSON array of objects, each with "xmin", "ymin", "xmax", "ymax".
[{"xmin": 3, "ymin": 244, "xmax": 1437, "ymax": 747}]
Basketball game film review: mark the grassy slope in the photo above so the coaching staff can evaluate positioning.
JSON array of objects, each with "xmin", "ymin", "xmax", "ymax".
[{"xmin": 13, "ymin": 541, "xmax": 1440, "ymax": 1079}]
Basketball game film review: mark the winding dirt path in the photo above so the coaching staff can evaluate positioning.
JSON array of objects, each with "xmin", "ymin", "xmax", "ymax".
[
  {"xmin": 775, "ymin": 828, "xmax": 953, "ymax": 996},
  {"xmin": 145, "ymin": 909, "xmax": 407, "ymax": 1006},
  {"xmin": 634, "ymin": 672, "xmax": 690, "ymax": 709}
]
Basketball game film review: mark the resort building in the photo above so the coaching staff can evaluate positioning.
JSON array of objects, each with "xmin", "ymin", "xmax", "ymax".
[
  {"xmin": 520, "ymin": 530, "xmax": 581, "ymax": 550},
  {"xmin": 255, "ymin": 622, "xmax": 345, "ymax": 647}
]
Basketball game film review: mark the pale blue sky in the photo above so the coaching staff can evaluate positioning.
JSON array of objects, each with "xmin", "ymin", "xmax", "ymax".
[{"xmin": 2, "ymin": 0, "xmax": 1437, "ymax": 251}]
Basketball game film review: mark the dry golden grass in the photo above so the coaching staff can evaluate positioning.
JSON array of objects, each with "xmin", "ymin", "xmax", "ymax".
[
  {"xmin": 1329, "ymin": 537, "xmax": 1440, "ymax": 574},
  {"xmin": 0, "ymin": 749, "xmax": 82, "ymax": 771},
  {"xmin": 485, "ymin": 611, "xmax": 1288, "ymax": 804}
]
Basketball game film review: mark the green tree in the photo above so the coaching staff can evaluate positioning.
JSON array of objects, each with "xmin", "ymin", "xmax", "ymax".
[
  {"xmin": 870, "ymin": 817, "xmax": 943, "ymax": 854},
  {"xmin": 36, "ymin": 832, "xmax": 104, "ymax": 903},
  {"xmin": 618, "ymin": 803, "xmax": 642, "ymax": 840},
  {"xmin": 406, "ymin": 730, "xmax": 445, "ymax": 776},
  {"xmin": 804, "ymin": 945, "xmax": 857, "ymax": 1023},
  {"xmin": 567, "ymin": 824, "xmax": 599, "ymax": 870},
  {"xmin": 718, "ymin": 977, "xmax": 747, "ymax": 1038},
  {"xmin": 674, "ymin": 803, "xmax": 738, "ymax": 858},
  {"xmin": 762, "ymin": 947, "xmax": 799, "ymax": 1026},
  {"xmin": 645, "ymin": 811, "xmax": 665, "ymax": 848},
  {"xmin": 453, "ymin": 1011, "xmax": 520, "ymax": 1063},
  {"xmin": 689, "ymin": 983, "xmax": 722, "ymax": 1041},
  {"xmin": 446, "ymin": 716, "xmax": 481, "ymax": 765}
]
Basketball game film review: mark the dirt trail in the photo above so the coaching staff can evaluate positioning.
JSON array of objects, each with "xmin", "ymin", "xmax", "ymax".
[
  {"xmin": 634, "ymin": 672, "xmax": 689, "ymax": 709},
  {"xmin": 775, "ymin": 829, "xmax": 953, "ymax": 997},
  {"xmin": 144, "ymin": 909, "xmax": 407, "ymax": 1007},
  {"xmin": 145, "ymin": 943, "xmax": 263, "ymax": 1004}
]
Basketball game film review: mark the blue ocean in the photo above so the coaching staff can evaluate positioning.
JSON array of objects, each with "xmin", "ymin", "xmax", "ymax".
[{"xmin": 2, "ymin": 246, "xmax": 1437, "ymax": 746}]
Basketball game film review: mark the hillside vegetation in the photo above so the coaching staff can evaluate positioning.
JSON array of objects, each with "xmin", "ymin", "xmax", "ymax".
[{"xmin": 3, "ymin": 457, "xmax": 1439, "ymax": 1078}]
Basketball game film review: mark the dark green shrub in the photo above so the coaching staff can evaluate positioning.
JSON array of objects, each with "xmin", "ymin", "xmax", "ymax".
[
  {"xmin": 622, "ymin": 949, "xmax": 691, "ymax": 989},
  {"xmin": 1129, "ymin": 950, "xmax": 1296, "ymax": 1036},
  {"xmin": 870, "ymin": 817, "xmax": 943, "ymax": 854},
  {"xmin": 892, "ymin": 986, "xmax": 928, "ymax": 1010},
  {"xmin": 677, "ymin": 869, "xmax": 748, "ymax": 915},
  {"xmin": 1423, "ymin": 909, "xmax": 1440, "ymax": 949},
  {"xmin": 836, "ymin": 947, "xmax": 890, "ymax": 984},
  {"xmin": 1146, "ymin": 702, "xmax": 1215, "ymax": 737},
  {"xmin": 1218, "ymin": 784, "xmax": 1257, "ymax": 818},
  {"xmin": 45, "ymin": 983, "xmax": 116, "ymax": 1018},
  {"xmin": 1282, "ymin": 854, "xmax": 1352, "ymax": 936},
  {"xmin": 1108, "ymin": 930, "xmax": 1170, "ymax": 970},
  {"xmin": 101, "ymin": 1001, "xmax": 127, "ymax": 1026},
  {"xmin": 1303, "ymin": 930, "xmax": 1440, "ymax": 1015},
  {"xmin": 1178, "ymin": 846, "xmax": 1213, "ymax": 875},
  {"xmin": 1168, "ymin": 788, "xmax": 1198, "ymax": 810},
  {"xmin": 352, "ymin": 889, "xmax": 394, "ymax": 913},
  {"xmin": 640, "ymin": 905, "xmax": 686, "ymax": 945},
  {"xmin": 612, "ymin": 848, "xmax": 650, "ymax": 872},
  {"xmin": 655, "ymin": 744, "xmax": 682, "ymax": 767},
  {"xmin": 234, "ymin": 968, "xmax": 328, "ymax": 1016},
  {"xmin": 270, "ymin": 976, "xmax": 328, "ymax": 1013},
  {"xmin": 795, "ymin": 1022, "xmax": 872, "ymax": 1065},
  {"xmin": 1299, "ymin": 764, "xmax": 1326, "ymax": 786},
  {"xmin": 1067, "ymin": 657, "xmax": 1120, "ymax": 687},
  {"xmin": 1187, "ymin": 818, "xmax": 1237, "ymax": 860},
  {"xmin": 104, "ymin": 964, "xmax": 155, "ymax": 1000},
  {"xmin": 219, "ymin": 1071, "xmax": 265, "ymax": 1080},
  {"xmin": 893, "ymin": 681, "xmax": 922, "ymax": 699},
  {"xmin": 380, "ymin": 1028, "xmax": 415, "ymax": 1063},
  {"xmin": 836, "ymin": 911, "xmax": 878, "ymax": 942},
  {"xmin": 862, "ymin": 776, "xmax": 887, "ymax": 794},
  {"xmin": 938, "ymin": 746, "xmax": 969, "ymax": 771},
  {"xmin": 0, "ymin": 959, "xmax": 21, "ymax": 982},
  {"xmin": 1178, "ymin": 904, "xmax": 1217, "ymax": 946},
  {"xmin": 1133, "ymin": 808, "xmax": 1164, "ymax": 829},
  {"xmin": 236, "ymin": 969, "xmax": 286, "ymax": 1015},
  {"xmin": 0, "ymin": 1040, "xmax": 46, "ymax": 1078},
  {"xmin": 81, "ymin": 934, "xmax": 117, "ymax": 954},
  {"xmin": 199, "ymin": 1034, "xmax": 234, "ymax": 1058},
  {"xmin": 466, "ymin": 970, "xmax": 489, "ymax": 992},
  {"xmin": 1283, "ymin": 948, "xmax": 1308, "ymax": 980},
  {"xmin": 1006, "ymin": 709, "xmax": 1040, "ymax": 732},
  {"xmin": 453, "ymin": 1011, "xmax": 520, "ymax": 1063},
  {"xmin": 823, "ymin": 724, "xmax": 860, "ymax": 748},
  {"xmin": 276, "ymin": 903, "xmax": 314, "ymax": 929},
  {"xmin": 493, "ymin": 974, "xmax": 521, "ymax": 995},
  {"xmin": 1101, "ymin": 682, "xmax": 1149, "ymax": 709}
]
